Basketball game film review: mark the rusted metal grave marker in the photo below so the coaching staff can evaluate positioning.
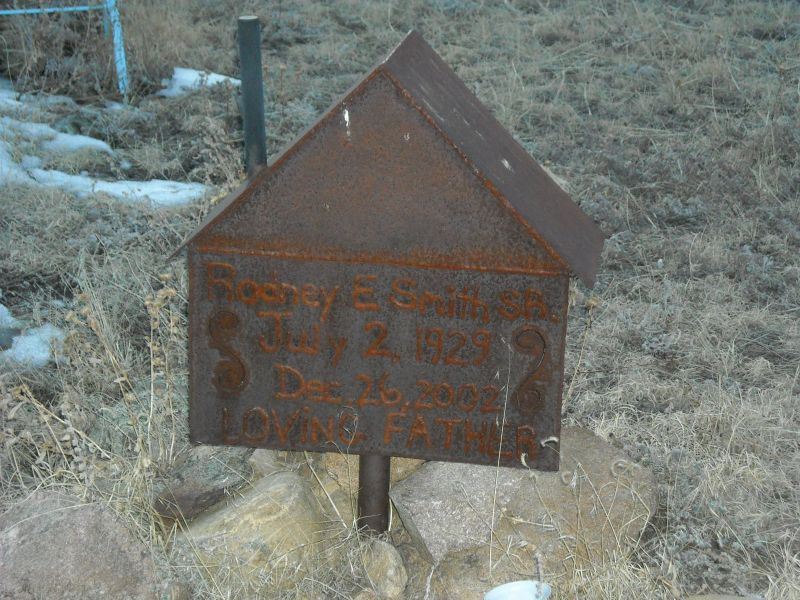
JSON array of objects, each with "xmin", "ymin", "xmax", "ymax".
[{"xmin": 177, "ymin": 31, "xmax": 604, "ymax": 533}]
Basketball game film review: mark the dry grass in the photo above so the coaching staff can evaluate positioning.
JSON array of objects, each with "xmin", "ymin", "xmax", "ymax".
[{"xmin": 1, "ymin": 0, "xmax": 799, "ymax": 598}]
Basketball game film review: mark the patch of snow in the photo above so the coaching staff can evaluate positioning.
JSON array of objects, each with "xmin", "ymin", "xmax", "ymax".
[
  {"xmin": 0, "ymin": 140, "xmax": 35, "ymax": 186},
  {"xmin": 105, "ymin": 100, "xmax": 126, "ymax": 111},
  {"xmin": 0, "ymin": 305, "xmax": 21, "ymax": 329},
  {"xmin": 43, "ymin": 132, "xmax": 113, "ymax": 155},
  {"xmin": 20, "ymin": 155, "xmax": 42, "ymax": 169},
  {"xmin": 0, "ymin": 96, "xmax": 30, "ymax": 114},
  {"xmin": 1, "ymin": 323, "xmax": 64, "ymax": 369},
  {"xmin": 0, "ymin": 75, "xmax": 209, "ymax": 207},
  {"xmin": 29, "ymin": 168, "xmax": 207, "ymax": 206},
  {"xmin": 158, "ymin": 67, "xmax": 241, "ymax": 97},
  {"xmin": 0, "ymin": 116, "xmax": 53, "ymax": 139},
  {"xmin": 0, "ymin": 303, "xmax": 62, "ymax": 369},
  {"xmin": 19, "ymin": 92, "xmax": 78, "ymax": 110},
  {"xmin": 0, "ymin": 116, "xmax": 113, "ymax": 154}
]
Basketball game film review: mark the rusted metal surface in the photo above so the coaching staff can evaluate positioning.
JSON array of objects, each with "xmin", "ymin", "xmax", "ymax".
[
  {"xmin": 177, "ymin": 32, "xmax": 604, "ymax": 287},
  {"xmin": 183, "ymin": 31, "xmax": 604, "ymax": 471},
  {"xmin": 358, "ymin": 454, "xmax": 391, "ymax": 532},
  {"xmin": 192, "ymin": 72, "xmax": 564, "ymax": 279},
  {"xmin": 237, "ymin": 16, "xmax": 267, "ymax": 176},
  {"xmin": 383, "ymin": 32, "xmax": 605, "ymax": 287},
  {"xmin": 189, "ymin": 252, "xmax": 568, "ymax": 470}
]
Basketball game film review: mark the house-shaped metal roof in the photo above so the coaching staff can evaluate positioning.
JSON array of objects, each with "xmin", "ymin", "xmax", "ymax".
[{"xmin": 180, "ymin": 31, "xmax": 604, "ymax": 286}]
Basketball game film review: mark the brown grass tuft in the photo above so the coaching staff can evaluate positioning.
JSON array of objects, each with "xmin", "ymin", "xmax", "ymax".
[{"xmin": 1, "ymin": 1, "xmax": 798, "ymax": 598}]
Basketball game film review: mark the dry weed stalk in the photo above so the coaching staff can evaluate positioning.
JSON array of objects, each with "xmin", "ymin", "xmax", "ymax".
[{"xmin": 1, "ymin": 0, "xmax": 798, "ymax": 597}]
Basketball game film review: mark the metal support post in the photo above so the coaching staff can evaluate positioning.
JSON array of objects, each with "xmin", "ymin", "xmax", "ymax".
[
  {"xmin": 357, "ymin": 454, "xmax": 391, "ymax": 533},
  {"xmin": 105, "ymin": 0, "xmax": 128, "ymax": 98},
  {"xmin": 237, "ymin": 15, "xmax": 268, "ymax": 176}
]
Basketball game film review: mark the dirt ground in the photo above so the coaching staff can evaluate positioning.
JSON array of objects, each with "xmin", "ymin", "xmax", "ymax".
[{"xmin": 0, "ymin": 1, "xmax": 798, "ymax": 598}]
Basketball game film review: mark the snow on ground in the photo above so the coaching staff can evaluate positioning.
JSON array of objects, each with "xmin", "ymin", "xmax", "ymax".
[
  {"xmin": 0, "ymin": 76, "xmax": 211, "ymax": 206},
  {"xmin": 30, "ymin": 169, "xmax": 208, "ymax": 207},
  {"xmin": 0, "ymin": 116, "xmax": 113, "ymax": 154},
  {"xmin": 0, "ymin": 78, "xmax": 31, "ymax": 114},
  {"xmin": 0, "ymin": 140, "xmax": 35, "ymax": 186},
  {"xmin": 158, "ymin": 67, "xmax": 241, "ymax": 97},
  {"xmin": 0, "ymin": 305, "xmax": 21, "ymax": 329},
  {"xmin": 1, "ymin": 324, "xmax": 64, "ymax": 369},
  {"xmin": 0, "ymin": 304, "xmax": 63, "ymax": 369},
  {"xmin": 0, "ymin": 69, "xmax": 242, "ymax": 362}
]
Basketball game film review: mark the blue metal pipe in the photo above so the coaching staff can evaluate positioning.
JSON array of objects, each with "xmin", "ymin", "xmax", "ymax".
[
  {"xmin": 0, "ymin": 6, "xmax": 105, "ymax": 16},
  {"xmin": 105, "ymin": 0, "xmax": 128, "ymax": 97},
  {"xmin": 0, "ymin": 1, "xmax": 129, "ymax": 98}
]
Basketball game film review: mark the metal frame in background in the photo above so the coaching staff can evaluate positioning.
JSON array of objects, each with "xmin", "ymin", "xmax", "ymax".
[{"xmin": 0, "ymin": 0, "xmax": 129, "ymax": 98}]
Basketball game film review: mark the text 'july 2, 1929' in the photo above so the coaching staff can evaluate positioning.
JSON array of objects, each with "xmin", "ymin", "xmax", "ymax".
[{"xmin": 189, "ymin": 254, "xmax": 568, "ymax": 468}]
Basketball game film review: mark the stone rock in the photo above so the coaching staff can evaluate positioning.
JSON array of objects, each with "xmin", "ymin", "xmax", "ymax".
[
  {"xmin": 0, "ymin": 326, "xmax": 21, "ymax": 350},
  {"xmin": 310, "ymin": 468, "xmax": 359, "ymax": 528},
  {"xmin": 0, "ymin": 491, "xmax": 165, "ymax": 600},
  {"xmin": 392, "ymin": 528, "xmax": 438, "ymax": 600},
  {"xmin": 152, "ymin": 445, "xmax": 253, "ymax": 521},
  {"xmin": 501, "ymin": 427, "xmax": 656, "ymax": 568},
  {"xmin": 391, "ymin": 427, "xmax": 655, "ymax": 597},
  {"xmin": 248, "ymin": 448, "xmax": 303, "ymax": 478},
  {"xmin": 176, "ymin": 470, "xmax": 325, "ymax": 592},
  {"xmin": 306, "ymin": 453, "xmax": 424, "ymax": 528},
  {"xmin": 247, "ymin": 448, "xmax": 283, "ymax": 477},
  {"xmin": 362, "ymin": 539, "xmax": 408, "ymax": 599},
  {"xmin": 320, "ymin": 453, "xmax": 424, "ymax": 493},
  {"xmin": 390, "ymin": 456, "xmax": 527, "ymax": 563}
]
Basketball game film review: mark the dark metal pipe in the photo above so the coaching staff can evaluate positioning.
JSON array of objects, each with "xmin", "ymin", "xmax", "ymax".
[
  {"xmin": 237, "ymin": 16, "xmax": 267, "ymax": 176},
  {"xmin": 357, "ymin": 454, "xmax": 391, "ymax": 533}
]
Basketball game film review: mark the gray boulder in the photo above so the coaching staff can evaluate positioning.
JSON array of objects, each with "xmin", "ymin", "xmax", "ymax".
[
  {"xmin": 362, "ymin": 538, "xmax": 408, "ymax": 599},
  {"xmin": 0, "ymin": 491, "xmax": 167, "ymax": 600},
  {"xmin": 175, "ymin": 470, "xmax": 325, "ymax": 594},
  {"xmin": 152, "ymin": 445, "xmax": 253, "ymax": 521},
  {"xmin": 391, "ymin": 427, "xmax": 656, "ymax": 597}
]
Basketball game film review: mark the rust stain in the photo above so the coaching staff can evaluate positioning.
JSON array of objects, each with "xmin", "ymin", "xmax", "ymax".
[
  {"xmin": 382, "ymin": 68, "xmax": 568, "ymax": 272},
  {"xmin": 196, "ymin": 241, "xmax": 564, "ymax": 278},
  {"xmin": 181, "ymin": 31, "xmax": 606, "ymax": 471},
  {"xmin": 188, "ymin": 253, "xmax": 567, "ymax": 470},
  {"xmin": 177, "ymin": 33, "xmax": 604, "ymax": 286}
]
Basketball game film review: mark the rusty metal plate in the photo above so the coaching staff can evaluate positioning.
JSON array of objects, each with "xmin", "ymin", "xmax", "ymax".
[
  {"xmin": 179, "ymin": 32, "xmax": 604, "ymax": 286},
  {"xmin": 189, "ymin": 251, "xmax": 567, "ymax": 470},
  {"xmin": 179, "ymin": 31, "xmax": 606, "ymax": 472},
  {"xmin": 383, "ymin": 32, "xmax": 605, "ymax": 286}
]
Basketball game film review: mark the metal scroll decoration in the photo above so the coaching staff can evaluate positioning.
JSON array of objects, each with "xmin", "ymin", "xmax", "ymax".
[
  {"xmin": 511, "ymin": 325, "xmax": 547, "ymax": 416},
  {"xmin": 208, "ymin": 310, "xmax": 247, "ymax": 396}
]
